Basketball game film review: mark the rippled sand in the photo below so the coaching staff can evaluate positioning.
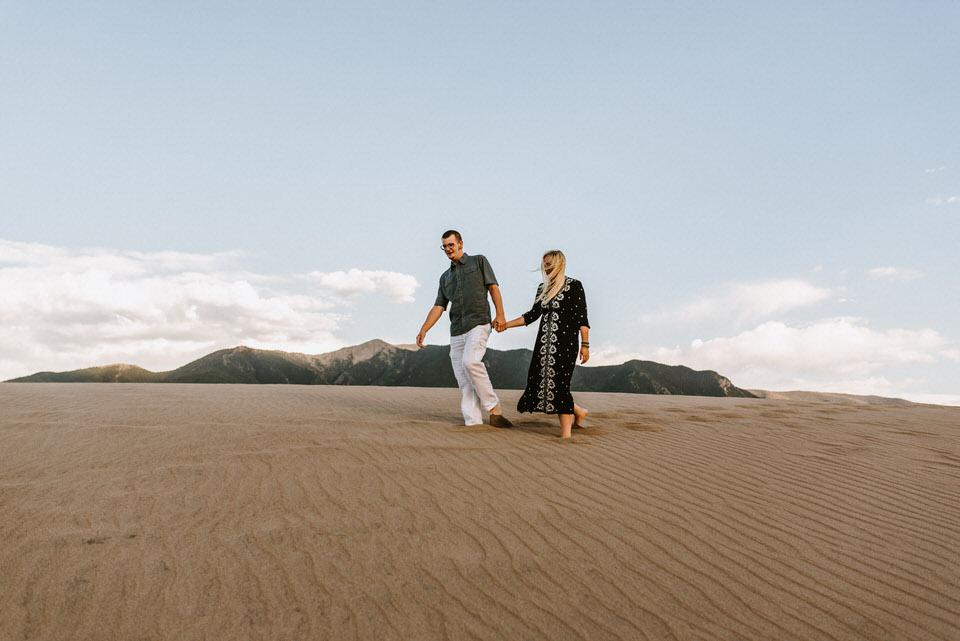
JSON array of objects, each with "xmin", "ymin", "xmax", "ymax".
[{"xmin": 1, "ymin": 383, "xmax": 958, "ymax": 641}]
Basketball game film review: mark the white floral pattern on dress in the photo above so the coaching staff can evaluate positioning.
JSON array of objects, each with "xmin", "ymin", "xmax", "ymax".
[{"xmin": 535, "ymin": 278, "xmax": 572, "ymax": 412}]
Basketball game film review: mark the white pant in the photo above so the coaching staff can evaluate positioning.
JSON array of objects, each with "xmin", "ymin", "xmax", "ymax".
[{"xmin": 449, "ymin": 324, "xmax": 500, "ymax": 425}]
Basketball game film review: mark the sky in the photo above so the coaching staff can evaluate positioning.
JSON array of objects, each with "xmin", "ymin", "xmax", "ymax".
[{"xmin": 1, "ymin": 1, "xmax": 958, "ymax": 404}]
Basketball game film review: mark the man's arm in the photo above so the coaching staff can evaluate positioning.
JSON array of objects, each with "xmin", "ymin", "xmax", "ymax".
[
  {"xmin": 488, "ymin": 284, "xmax": 506, "ymax": 331},
  {"xmin": 417, "ymin": 305, "xmax": 445, "ymax": 348}
]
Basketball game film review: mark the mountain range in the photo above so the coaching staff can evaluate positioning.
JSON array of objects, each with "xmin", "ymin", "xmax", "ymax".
[{"xmin": 7, "ymin": 339, "xmax": 757, "ymax": 398}]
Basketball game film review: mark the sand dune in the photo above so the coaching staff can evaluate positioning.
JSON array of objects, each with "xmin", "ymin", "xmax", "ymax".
[
  {"xmin": 1, "ymin": 384, "xmax": 958, "ymax": 641},
  {"xmin": 748, "ymin": 389, "xmax": 917, "ymax": 406}
]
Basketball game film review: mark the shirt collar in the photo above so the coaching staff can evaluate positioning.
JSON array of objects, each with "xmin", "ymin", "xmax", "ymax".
[{"xmin": 451, "ymin": 252, "xmax": 468, "ymax": 267}]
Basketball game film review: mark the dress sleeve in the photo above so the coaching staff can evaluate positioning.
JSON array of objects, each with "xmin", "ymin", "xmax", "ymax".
[
  {"xmin": 574, "ymin": 280, "xmax": 589, "ymax": 328},
  {"xmin": 434, "ymin": 276, "xmax": 449, "ymax": 309},
  {"xmin": 522, "ymin": 285, "xmax": 544, "ymax": 326}
]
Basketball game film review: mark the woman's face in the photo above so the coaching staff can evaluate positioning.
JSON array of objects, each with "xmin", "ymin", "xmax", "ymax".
[{"xmin": 542, "ymin": 258, "xmax": 555, "ymax": 275}]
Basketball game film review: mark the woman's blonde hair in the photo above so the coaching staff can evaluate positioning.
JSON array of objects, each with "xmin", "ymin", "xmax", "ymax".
[{"xmin": 536, "ymin": 250, "xmax": 567, "ymax": 304}]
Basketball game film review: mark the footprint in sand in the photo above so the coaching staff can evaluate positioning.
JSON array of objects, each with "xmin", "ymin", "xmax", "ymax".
[{"xmin": 557, "ymin": 435, "xmax": 591, "ymax": 444}]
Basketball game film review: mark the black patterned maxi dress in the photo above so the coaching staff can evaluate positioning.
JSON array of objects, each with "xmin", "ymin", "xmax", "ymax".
[{"xmin": 517, "ymin": 277, "xmax": 590, "ymax": 415}]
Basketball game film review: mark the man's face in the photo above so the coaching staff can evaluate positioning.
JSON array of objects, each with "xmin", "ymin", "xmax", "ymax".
[{"xmin": 441, "ymin": 235, "xmax": 463, "ymax": 260}]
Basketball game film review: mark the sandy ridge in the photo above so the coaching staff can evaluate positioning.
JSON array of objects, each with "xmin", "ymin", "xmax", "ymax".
[{"xmin": 1, "ymin": 384, "xmax": 958, "ymax": 640}]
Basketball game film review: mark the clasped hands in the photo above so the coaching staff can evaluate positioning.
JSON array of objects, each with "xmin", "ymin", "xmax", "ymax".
[{"xmin": 491, "ymin": 316, "xmax": 508, "ymax": 333}]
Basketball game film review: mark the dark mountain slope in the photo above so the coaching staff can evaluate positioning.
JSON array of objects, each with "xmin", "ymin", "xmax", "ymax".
[{"xmin": 8, "ymin": 340, "xmax": 755, "ymax": 398}]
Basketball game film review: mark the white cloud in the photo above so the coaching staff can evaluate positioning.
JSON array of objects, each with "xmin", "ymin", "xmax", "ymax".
[
  {"xmin": 591, "ymin": 317, "xmax": 948, "ymax": 392},
  {"xmin": 0, "ymin": 239, "xmax": 419, "ymax": 380},
  {"xmin": 925, "ymin": 194, "xmax": 960, "ymax": 206},
  {"xmin": 0, "ymin": 239, "xmax": 243, "ymax": 272},
  {"xmin": 642, "ymin": 279, "xmax": 831, "ymax": 326},
  {"xmin": 867, "ymin": 266, "xmax": 923, "ymax": 280},
  {"xmin": 305, "ymin": 269, "xmax": 420, "ymax": 302},
  {"xmin": 661, "ymin": 318, "xmax": 942, "ymax": 381},
  {"xmin": 924, "ymin": 167, "xmax": 946, "ymax": 173},
  {"xmin": 942, "ymin": 349, "xmax": 960, "ymax": 362}
]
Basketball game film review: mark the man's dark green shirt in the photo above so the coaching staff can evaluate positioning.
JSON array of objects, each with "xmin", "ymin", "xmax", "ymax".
[{"xmin": 434, "ymin": 253, "xmax": 498, "ymax": 336}]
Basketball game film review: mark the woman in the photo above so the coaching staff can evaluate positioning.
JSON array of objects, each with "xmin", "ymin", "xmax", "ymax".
[{"xmin": 499, "ymin": 250, "xmax": 590, "ymax": 438}]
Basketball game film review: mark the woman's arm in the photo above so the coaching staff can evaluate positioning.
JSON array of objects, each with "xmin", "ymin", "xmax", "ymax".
[
  {"xmin": 576, "ymin": 280, "xmax": 590, "ymax": 363},
  {"xmin": 499, "ymin": 284, "xmax": 544, "ymax": 332},
  {"xmin": 579, "ymin": 325, "xmax": 590, "ymax": 363},
  {"xmin": 498, "ymin": 294, "xmax": 543, "ymax": 332},
  {"xmin": 498, "ymin": 316, "xmax": 527, "ymax": 331}
]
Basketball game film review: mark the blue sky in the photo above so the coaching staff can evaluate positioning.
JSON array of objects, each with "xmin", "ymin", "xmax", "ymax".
[{"xmin": 2, "ymin": 2, "xmax": 958, "ymax": 403}]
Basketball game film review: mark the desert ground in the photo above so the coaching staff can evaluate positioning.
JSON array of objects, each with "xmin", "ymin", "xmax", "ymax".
[{"xmin": 1, "ymin": 383, "xmax": 958, "ymax": 641}]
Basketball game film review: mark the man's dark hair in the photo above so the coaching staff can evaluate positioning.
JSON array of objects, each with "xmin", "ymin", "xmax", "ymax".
[{"xmin": 441, "ymin": 230, "xmax": 462, "ymax": 242}]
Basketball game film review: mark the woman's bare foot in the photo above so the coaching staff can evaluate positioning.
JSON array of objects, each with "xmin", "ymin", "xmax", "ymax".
[{"xmin": 574, "ymin": 407, "xmax": 588, "ymax": 428}]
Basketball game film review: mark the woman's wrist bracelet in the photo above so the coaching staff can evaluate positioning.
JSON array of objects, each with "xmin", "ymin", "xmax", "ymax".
[{"xmin": 581, "ymin": 342, "xmax": 589, "ymax": 348}]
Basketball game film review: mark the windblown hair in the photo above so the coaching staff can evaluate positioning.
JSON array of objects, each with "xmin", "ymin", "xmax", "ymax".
[
  {"xmin": 536, "ymin": 250, "xmax": 567, "ymax": 304},
  {"xmin": 441, "ymin": 230, "xmax": 462, "ymax": 242}
]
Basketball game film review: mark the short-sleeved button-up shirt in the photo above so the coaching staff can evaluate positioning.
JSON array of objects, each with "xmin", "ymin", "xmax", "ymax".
[{"xmin": 434, "ymin": 253, "xmax": 498, "ymax": 336}]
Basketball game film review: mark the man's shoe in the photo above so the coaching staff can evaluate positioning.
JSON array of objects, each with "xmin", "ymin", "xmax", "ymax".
[{"xmin": 489, "ymin": 413, "xmax": 513, "ymax": 428}]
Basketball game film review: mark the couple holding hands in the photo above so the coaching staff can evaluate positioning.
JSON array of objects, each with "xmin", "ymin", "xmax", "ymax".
[{"xmin": 416, "ymin": 230, "xmax": 590, "ymax": 438}]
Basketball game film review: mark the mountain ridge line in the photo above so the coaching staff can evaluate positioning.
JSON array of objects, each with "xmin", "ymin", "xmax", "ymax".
[{"xmin": 6, "ymin": 339, "xmax": 756, "ymax": 398}]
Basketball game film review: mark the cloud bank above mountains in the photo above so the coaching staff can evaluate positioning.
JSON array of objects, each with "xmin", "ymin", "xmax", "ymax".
[
  {"xmin": 0, "ymin": 238, "xmax": 419, "ymax": 380},
  {"xmin": 642, "ymin": 317, "xmax": 944, "ymax": 377},
  {"xmin": 594, "ymin": 276, "xmax": 958, "ymax": 405}
]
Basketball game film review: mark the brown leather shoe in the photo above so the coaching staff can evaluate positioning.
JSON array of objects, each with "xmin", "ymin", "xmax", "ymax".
[{"xmin": 489, "ymin": 413, "xmax": 513, "ymax": 428}]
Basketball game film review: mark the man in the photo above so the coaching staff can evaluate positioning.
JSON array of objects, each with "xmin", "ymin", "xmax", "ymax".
[{"xmin": 417, "ymin": 230, "xmax": 513, "ymax": 428}]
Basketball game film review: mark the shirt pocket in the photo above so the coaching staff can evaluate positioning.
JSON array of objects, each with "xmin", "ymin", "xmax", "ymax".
[
  {"xmin": 441, "ymin": 273, "xmax": 458, "ymax": 301},
  {"xmin": 456, "ymin": 264, "xmax": 479, "ymax": 292}
]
